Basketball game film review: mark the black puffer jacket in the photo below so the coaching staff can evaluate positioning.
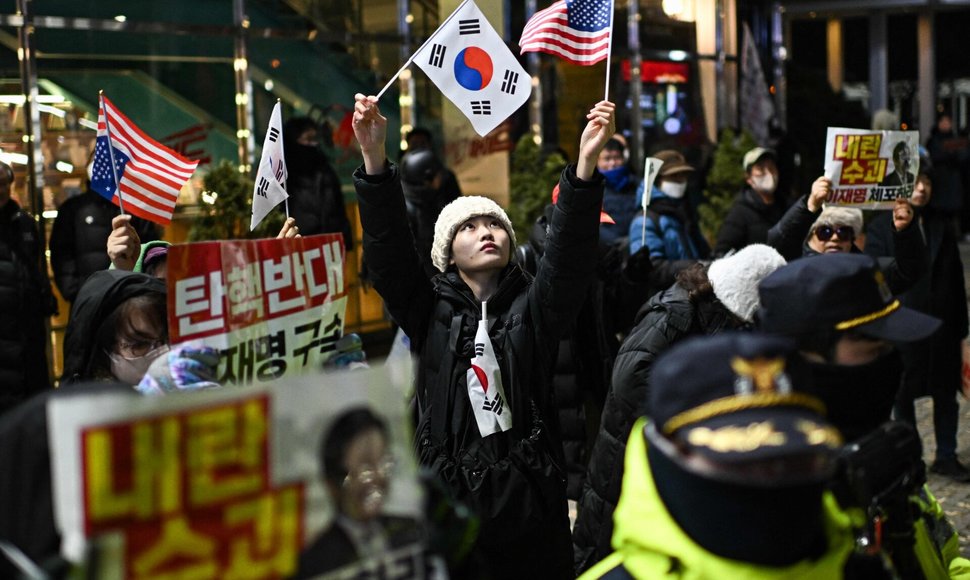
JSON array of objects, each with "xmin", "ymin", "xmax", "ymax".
[
  {"xmin": 713, "ymin": 186, "xmax": 785, "ymax": 257},
  {"xmin": 61, "ymin": 269, "xmax": 166, "ymax": 385},
  {"xmin": 572, "ymin": 282, "xmax": 736, "ymax": 573},
  {"xmin": 517, "ymin": 205, "xmax": 618, "ymax": 500},
  {"xmin": 285, "ymin": 142, "xmax": 353, "ymax": 248},
  {"xmin": 49, "ymin": 191, "xmax": 158, "ymax": 304},
  {"xmin": 355, "ymin": 162, "xmax": 603, "ymax": 578},
  {"xmin": 0, "ymin": 200, "xmax": 55, "ymax": 414}
]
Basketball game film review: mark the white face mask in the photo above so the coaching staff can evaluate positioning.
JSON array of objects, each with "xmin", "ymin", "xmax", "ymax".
[
  {"xmin": 660, "ymin": 181, "xmax": 687, "ymax": 199},
  {"xmin": 109, "ymin": 345, "xmax": 169, "ymax": 385},
  {"xmin": 751, "ymin": 173, "xmax": 777, "ymax": 194}
]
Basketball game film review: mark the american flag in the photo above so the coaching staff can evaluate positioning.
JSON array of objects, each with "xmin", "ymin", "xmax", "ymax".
[
  {"xmin": 91, "ymin": 95, "xmax": 199, "ymax": 225},
  {"xmin": 519, "ymin": 0, "xmax": 613, "ymax": 66}
]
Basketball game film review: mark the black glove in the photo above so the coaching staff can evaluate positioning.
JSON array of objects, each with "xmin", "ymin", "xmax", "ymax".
[{"xmin": 624, "ymin": 247, "xmax": 654, "ymax": 282}]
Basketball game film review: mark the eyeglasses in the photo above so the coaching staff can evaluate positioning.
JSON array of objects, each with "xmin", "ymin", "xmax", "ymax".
[
  {"xmin": 116, "ymin": 338, "xmax": 166, "ymax": 359},
  {"xmin": 814, "ymin": 225, "xmax": 855, "ymax": 242},
  {"xmin": 343, "ymin": 455, "xmax": 396, "ymax": 488}
]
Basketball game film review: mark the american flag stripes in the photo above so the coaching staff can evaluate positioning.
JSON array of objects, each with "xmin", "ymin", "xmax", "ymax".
[
  {"xmin": 91, "ymin": 95, "xmax": 198, "ymax": 225},
  {"xmin": 519, "ymin": 0, "xmax": 613, "ymax": 66}
]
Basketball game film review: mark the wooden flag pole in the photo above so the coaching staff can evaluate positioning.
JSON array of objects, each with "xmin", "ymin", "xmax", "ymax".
[
  {"xmin": 99, "ymin": 91, "xmax": 126, "ymax": 215},
  {"xmin": 603, "ymin": 0, "xmax": 616, "ymax": 101},
  {"xmin": 376, "ymin": 0, "xmax": 472, "ymax": 99}
]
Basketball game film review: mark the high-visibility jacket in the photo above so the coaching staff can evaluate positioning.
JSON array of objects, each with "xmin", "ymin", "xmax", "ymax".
[{"xmin": 580, "ymin": 417, "xmax": 857, "ymax": 579}]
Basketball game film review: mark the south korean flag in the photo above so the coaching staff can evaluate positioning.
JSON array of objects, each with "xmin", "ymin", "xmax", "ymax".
[
  {"xmin": 466, "ymin": 301, "xmax": 512, "ymax": 437},
  {"xmin": 414, "ymin": 0, "xmax": 531, "ymax": 137}
]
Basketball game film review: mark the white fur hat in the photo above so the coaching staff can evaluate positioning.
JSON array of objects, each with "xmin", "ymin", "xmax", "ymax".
[
  {"xmin": 707, "ymin": 244, "xmax": 787, "ymax": 322},
  {"xmin": 431, "ymin": 195, "xmax": 516, "ymax": 272},
  {"xmin": 811, "ymin": 206, "xmax": 864, "ymax": 237}
]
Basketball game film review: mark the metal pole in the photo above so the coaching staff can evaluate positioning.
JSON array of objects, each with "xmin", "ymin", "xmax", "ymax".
[
  {"xmin": 917, "ymin": 11, "xmax": 934, "ymax": 140},
  {"xmin": 772, "ymin": 2, "xmax": 787, "ymax": 130},
  {"xmin": 233, "ymin": 0, "xmax": 255, "ymax": 173},
  {"xmin": 868, "ymin": 10, "xmax": 888, "ymax": 114},
  {"xmin": 715, "ymin": 0, "xmax": 726, "ymax": 132},
  {"xmin": 526, "ymin": 0, "xmax": 543, "ymax": 147},
  {"xmin": 16, "ymin": 0, "xmax": 42, "ymax": 221},
  {"xmin": 16, "ymin": 0, "xmax": 51, "ymax": 384},
  {"xmin": 397, "ymin": 0, "xmax": 416, "ymax": 151},
  {"xmin": 628, "ymin": 0, "xmax": 642, "ymax": 174}
]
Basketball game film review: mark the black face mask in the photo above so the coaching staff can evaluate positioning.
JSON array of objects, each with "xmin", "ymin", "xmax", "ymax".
[
  {"xmin": 804, "ymin": 350, "xmax": 904, "ymax": 443},
  {"xmin": 648, "ymin": 445, "xmax": 828, "ymax": 566}
]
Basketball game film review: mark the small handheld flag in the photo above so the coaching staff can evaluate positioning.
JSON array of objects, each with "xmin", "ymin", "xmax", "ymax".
[
  {"xmin": 91, "ymin": 94, "xmax": 198, "ymax": 226},
  {"xmin": 409, "ymin": 0, "xmax": 531, "ymax": 137},
  {"xmin": 640, "ymin": 157, "xmax": 663, "ymax": 246},
  {"xmin": 466, "ymin": 301, "xmax": 512, "ymax": 437},
  {"xmin": 251, "ymin": 101, "xmax": 289, "ymax": 230},
  {"xmin": 519, "ymin": 0, "xmax": 613, "ymax": 66}
]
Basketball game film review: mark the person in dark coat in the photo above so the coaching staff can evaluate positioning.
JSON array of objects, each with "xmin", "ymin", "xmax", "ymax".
[
  {"xmin": 61, "ymin": 269, "xmax": 167, "ymax": 386},
  {"xmin": 284, "ymin": 117, "xmax": 353, "ymax": 248},
  {"xmin": 400, "ymin": 148, "xmax": 461, "ymax": 278},
  {"xmin": 925, "ymin": 113, "xmax": 969, "ymax": 232},
  {"xmin": 865, "ymin": 171, "xmax": 970, "ymax": 482},
  {"xmin": 0, "ymin": 161, "xmax": 56, "ymax": 415},
  {"xmin": 713, "ymin": 147, "xmax": 787, "ymax": 256},
  {"xmin": 572, "ymin": 244, "xmax": 786, "ymax": 573},
  {"xmin": 49, "ymin": 188, "xmax": 158, "ymax": 305},
  {"xmin": 515, "ymin": 196, "xmax": 622, "ymax": 501},
  {"xmin": 352, "ymin": 93, "xmax": 615, "ymax": 578}
]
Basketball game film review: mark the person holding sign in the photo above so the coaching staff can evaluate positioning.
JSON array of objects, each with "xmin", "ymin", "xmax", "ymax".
[
  {"xmin": 352, "ymin": 93, "xmax": 614, "ymax": 577},
  {"xmin": 766, "ymin": 175, "xmax": 923, "ymax": 295},
  {"xmin": 866, "ymin": 171, "xmax": 970, "ymax": 483}
]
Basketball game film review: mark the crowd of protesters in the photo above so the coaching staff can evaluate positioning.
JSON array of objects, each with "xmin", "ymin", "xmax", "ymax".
[{"xmin": 1, "ymin": 94, "xmax": 970, "ymax": 579}]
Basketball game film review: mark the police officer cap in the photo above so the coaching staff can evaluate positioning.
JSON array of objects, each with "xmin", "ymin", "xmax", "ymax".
[{"xmin": 646, "ymin": 332, "xmax": 842, "ymax": 486}]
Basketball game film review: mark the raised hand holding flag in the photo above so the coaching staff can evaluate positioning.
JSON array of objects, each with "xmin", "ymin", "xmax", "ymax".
[
  {"xmin": 91, "ymin": 94, "xmax": 198, "ymax": 226},
  {"xmin": 251, "ymin": 101, "xmax": 289, "ymax": 230}
]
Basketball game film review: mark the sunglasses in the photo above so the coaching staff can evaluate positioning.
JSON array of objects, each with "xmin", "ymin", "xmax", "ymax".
[{"xmin": 814, "ymin": 225, "xmax": 855, "ymax": 242}]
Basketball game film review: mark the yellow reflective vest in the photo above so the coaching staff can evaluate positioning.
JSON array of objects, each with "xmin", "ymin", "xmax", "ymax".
[{"xmin": 581, "ymin": 417, "xmax": 856, "ymax": 579}]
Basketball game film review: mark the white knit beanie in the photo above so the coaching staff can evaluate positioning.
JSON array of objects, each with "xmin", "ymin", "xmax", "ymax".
[
  {"xmin": 707, "ymin": 244, "xmax": 787, "ymax": 322},
  {"xmin": 431, "ymin": 195, "xmax": 516, "ymax": 272}
]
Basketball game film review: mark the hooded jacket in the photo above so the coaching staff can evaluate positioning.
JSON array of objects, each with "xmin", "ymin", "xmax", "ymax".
[
  {"xmin": 354, "ymin": 162, "xmax": 603, "ymax": 578},
  {"xmin": 61, "ymin": 269, "xmax": 166, "ymax": 385},
  {"xmin": 573, "ymin": 282, "xmax": 736, "ymax": 573},
  {"xmin": 580, "ymin": 418, "xmax": 857, "ymax": 579}
]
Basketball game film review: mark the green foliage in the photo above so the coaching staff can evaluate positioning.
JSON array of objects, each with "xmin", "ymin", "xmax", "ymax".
[
  {"xmin": 188, "ymin": 160, "xmax": 284, "ymax": 241},
  {"xmin": 507, "ymin": 135, "xmax": 567, "ymax": 243},
  {"xmin": 698, "ymin": 129, "xmax": 758, "ymax": 243}
]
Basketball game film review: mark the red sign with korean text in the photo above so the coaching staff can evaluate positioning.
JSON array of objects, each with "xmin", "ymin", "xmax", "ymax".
[{"xmin": 167, "ymin": 234, "xmax": 347, "ymax": 385}]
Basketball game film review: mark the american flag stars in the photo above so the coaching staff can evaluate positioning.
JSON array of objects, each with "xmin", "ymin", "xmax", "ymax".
[{"xmin": 567, "ymin": 0, "xmax": 612, "ymax": 32}]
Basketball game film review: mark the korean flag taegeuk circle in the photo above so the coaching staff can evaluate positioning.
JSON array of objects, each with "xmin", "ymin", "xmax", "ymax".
[{"xmin": 453, "ymin": 46, "xmax": 493, "ymax": 91}]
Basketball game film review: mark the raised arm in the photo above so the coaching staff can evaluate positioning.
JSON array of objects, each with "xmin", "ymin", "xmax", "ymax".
[
  {"xmin": 354, "ymin": 93, "xmax": 388, "ymax": 175},
  {"xmin": 533, "ymin": 101, "xmax": 615, "ymax": 342},
  {"xmin": 351, "ymin": 94, "xmax": 434, "ymax": 342}
]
